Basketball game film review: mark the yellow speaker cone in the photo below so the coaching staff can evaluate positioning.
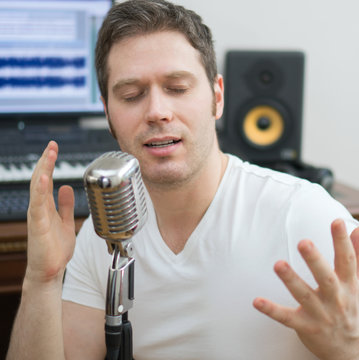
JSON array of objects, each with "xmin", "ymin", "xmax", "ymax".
[{"xmin": 243, "ymin": 105, "xmax": 284, "ymax": 146}]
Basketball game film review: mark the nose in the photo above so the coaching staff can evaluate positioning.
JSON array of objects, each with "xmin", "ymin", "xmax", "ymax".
[{"xmin": 145, "ymin": 86, "xmax": 173, "ymax": 124}]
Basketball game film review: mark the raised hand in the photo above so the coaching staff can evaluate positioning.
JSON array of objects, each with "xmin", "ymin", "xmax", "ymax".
[
  {"xmin": 253, "ymin": 218, "xmax": 359, "ymax": 360},
  {"xmin": 26, "ymin": 140, "xmax": 76, "ymax": 284}
]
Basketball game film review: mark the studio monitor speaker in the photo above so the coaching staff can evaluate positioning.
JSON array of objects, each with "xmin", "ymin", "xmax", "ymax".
[{"xmin": 221, "ymin": 50, "xmax": 305, "ymax": 164}]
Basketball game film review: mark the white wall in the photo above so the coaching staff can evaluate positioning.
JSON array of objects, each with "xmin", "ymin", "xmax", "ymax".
[{"xmin": 173, "ymin": 0, "xmax": 359, "ymax": 188}]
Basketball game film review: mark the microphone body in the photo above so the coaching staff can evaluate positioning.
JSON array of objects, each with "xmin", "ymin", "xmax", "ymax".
[
  {"xmin": 84, "ymin": 151, "xmax": 147, "ymax": 253},
  {"xmin": 83, "ymin": 151, "xmax": 147, "ymax": 360}
]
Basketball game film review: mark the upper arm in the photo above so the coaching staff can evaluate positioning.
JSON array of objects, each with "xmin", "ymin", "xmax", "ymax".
[{"xmin": 62, "ymin": 300, "xmax": 106, "ymax": 360}]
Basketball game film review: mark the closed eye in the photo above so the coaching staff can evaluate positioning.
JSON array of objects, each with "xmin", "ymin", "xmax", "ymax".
[
  {"xmin": 123, "ymin": 91, "xmax": 145, "ymax": 102},
  {"xmin": 166, "ymin": 87, "xmax": 188, "ymax": 94}
]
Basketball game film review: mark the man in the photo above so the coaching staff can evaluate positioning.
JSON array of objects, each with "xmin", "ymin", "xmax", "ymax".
[{"xmin": 6, "ymin": 0, "xmax": 359, "ymax": 359}]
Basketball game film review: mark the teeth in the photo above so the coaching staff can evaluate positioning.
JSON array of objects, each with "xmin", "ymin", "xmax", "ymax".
[{"xmin": 149, "ymin": 140, "xmax": 176, "ymax": 147}]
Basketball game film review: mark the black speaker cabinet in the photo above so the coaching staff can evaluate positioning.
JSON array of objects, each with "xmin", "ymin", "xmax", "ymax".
[{"xmin": 221, "ymin": 50, "xmax": 305, "ymax": 163}]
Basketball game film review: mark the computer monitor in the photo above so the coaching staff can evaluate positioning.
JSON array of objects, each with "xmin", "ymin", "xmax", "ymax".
[{"xmin": 0, "ymin": 0, "xmax": 113, "ymax": 125}]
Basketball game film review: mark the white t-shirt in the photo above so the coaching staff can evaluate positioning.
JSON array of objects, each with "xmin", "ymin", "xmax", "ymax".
[{"xmin": 62, "ymin": 154, "xmax": 358, "ymax": 360}]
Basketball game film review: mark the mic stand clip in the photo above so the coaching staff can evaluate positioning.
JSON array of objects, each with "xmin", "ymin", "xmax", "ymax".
[{"xmin": 105, "ymin": 240, "xmax": 135, "ymax": 360}]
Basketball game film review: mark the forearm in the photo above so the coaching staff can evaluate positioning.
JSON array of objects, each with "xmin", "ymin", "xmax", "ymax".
[{"xmin": 6, "ymin": 274, "xmax": 65, "ymax": 360}]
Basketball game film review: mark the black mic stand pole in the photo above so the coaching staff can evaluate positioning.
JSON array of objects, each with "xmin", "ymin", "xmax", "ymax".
[{"xmin": 105, "ymin": 239, "xmax": 135, "ymax": 360}]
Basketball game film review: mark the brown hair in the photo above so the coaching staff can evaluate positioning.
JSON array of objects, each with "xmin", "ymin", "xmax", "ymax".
[{"xmin": 95, "ymin": 0, "xmax": 218, "ymax": 103}]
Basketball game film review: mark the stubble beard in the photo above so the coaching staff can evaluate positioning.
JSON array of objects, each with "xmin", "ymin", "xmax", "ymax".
[{"xmin": 107, "ymin": 94, "xmax": 218, "ymax": 190}]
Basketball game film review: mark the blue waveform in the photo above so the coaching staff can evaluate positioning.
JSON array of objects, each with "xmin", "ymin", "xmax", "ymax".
[
  {"xmin": 0, "ymin": 76, "xmax": 86, "ymax": 88},
  {"xmin": 0, "ymin": 57, "xmax": 86, "ymax": 68}
]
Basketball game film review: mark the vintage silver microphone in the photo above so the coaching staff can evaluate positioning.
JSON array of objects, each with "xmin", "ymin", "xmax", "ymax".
[
  {"xmin": 84, "ymin": 151, "xmax": 147, "ymax": 252},
  {"xmin": 84, "ymin": 151, "xmax": 147, "ymax": 360}
]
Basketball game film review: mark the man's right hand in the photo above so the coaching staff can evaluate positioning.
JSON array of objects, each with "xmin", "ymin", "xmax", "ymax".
[
  {"xmin": 26, "ymin": 140, "xmax": 76, "ymax": 285},
  {"xmin": 6, "ymin": 141, "xmax": 77, "ymax": 360}
]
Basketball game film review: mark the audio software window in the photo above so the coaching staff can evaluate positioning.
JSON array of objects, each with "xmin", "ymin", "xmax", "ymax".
[{"xmin": 0, "ymin": 0, "xmax": 112, "ymax": 116}]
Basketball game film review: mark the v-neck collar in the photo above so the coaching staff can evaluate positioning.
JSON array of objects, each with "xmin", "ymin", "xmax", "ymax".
[{"xmin": 144, "ymin": 155, "xmax": 234, "ymax": 264}]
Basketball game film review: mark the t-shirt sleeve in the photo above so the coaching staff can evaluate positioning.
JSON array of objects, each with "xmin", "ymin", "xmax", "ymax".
[{"xmin": 62, "ymin": 217, "xmax": 110, "ymax": 310}]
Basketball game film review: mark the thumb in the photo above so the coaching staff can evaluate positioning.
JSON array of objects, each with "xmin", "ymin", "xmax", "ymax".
[
  {"xmin": 350, "ymin": 226, "xmax": 359, "ymax": 277},
  {"xmin": 58, "ymin": 185, "xmax": 75, "ymax": 226}
]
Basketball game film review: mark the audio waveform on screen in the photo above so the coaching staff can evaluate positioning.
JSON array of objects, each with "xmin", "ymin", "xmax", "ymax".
[
  {"xmin": 0, "ymin": 55, "xmax": 87, "ymax": 93},
  {"xmin": 0, "ymin": 77, "xmax": 86, "ymax": 88},
  {"xmin": 0, "ymin": 57, "xmax": 85, "ymax": 68}
]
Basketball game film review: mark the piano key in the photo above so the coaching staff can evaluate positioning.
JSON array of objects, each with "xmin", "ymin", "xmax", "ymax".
[
  {"xmin": 0, "ymin": 160, "xmax": 87, "ymax": 182},
  {"xmin": 53, "ymin": 161, "xmax": 86, "ymax": 180}
]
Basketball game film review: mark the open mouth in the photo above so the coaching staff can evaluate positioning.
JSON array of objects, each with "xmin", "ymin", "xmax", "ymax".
[{"xmin": 145, "ymin": 139, "xmax": 181, "ymax": 148}]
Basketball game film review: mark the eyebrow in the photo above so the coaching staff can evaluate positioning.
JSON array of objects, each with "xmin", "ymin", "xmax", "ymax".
[
  {"xmin": 111, "ymin": 70, "xmax": 197, "ymax": 93},
  {"xmin": 164, "ymin": 70, "xmax": 196, "ymax": 81},
  {"xmin": 112, "ymin": 78, "xmax": 141, "ymax": 94}
]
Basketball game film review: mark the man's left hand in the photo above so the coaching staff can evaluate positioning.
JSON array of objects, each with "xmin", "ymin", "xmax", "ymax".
[{"xmin": 253, "ymin": 218, "xmax": 359, "ymax": 360}]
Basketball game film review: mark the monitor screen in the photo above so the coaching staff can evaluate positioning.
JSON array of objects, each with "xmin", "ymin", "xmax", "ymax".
[{"xmin": 0, "ymin": 0, "xmax": 113, "ymax": 121}]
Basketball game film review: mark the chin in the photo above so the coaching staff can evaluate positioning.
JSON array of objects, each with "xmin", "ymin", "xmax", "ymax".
[{"xmin": 143, "ymin": 165, "xmax": 192, "ymax": 188}]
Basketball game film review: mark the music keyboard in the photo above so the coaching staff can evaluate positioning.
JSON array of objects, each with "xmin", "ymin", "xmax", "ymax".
[
  {"xmin": 0, "ymin": 181, "xmax": 90, "ymax": 221},
  {"xmin": 0, "ymin": 151, "xmax": 103, "ymax": 183},
  {"xmin": 0, "ymin": 125, "xmax": 119, "ymax": 221},
  {"xmin": 0, "ymin": 151, "xmax": 110, "ymax": 221}
]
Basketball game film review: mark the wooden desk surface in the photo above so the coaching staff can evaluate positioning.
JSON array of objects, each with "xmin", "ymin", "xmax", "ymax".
[
  {"xmin": 0, "ymin": 218, "xmax": 85, "ymax": 294},
  {"xmin": 0, "ymin": 218, "xmax": 86, "ymax": 357},
  {"xmin": 332, "ymin": 182, "xmax": 359, "ymax": 219}
]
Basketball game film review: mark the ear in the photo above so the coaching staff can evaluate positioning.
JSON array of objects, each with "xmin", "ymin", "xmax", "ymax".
[
  {"xmin": 100, "ymin": 96, "xmax": 116, "ymax": 139},
  {"xmin": 100, "ymin": 96, "xmax": 109, "ymax": 120},
  {"xmin": 213, "ymin": 74, "xmax": 224, "ymax": 120}
]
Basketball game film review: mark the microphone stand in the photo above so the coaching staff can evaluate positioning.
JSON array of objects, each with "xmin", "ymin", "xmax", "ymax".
[{"xmin": 105, "ymin": 239, "xmax": 135, "ymax": 360}]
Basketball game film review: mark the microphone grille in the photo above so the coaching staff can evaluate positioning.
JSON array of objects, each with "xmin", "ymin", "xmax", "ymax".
[{"xmin": 84, "ymin": 151, "xmax": 147, "ymax": 242}]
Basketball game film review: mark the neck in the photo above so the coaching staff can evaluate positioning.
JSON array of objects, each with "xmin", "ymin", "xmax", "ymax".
[{"xmin": 145, "ymin": 147, "xmax": 228, "ymax": 254}]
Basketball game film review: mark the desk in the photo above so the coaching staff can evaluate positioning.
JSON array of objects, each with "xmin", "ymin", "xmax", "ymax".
[
  {"xmin": 0, "ymin": 218, "xmax": 85, "ymax": 294},
  {"xmin": 0, "ymin": 218, "xmax": 85, "ymax": 358},
  {"xmin": 0, "ymin": 182, "xmax": 359, "ymax": 357},
  {"xmin": 332, "ymin": 182, "xmax": 359, "ymax": 219}
]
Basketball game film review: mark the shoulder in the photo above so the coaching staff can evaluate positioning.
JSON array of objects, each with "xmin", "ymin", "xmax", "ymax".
[
  {"xmin": 223, "ymin": 154, "xmax": 314, "ymax": 209},
  {"xmin": 227, "ymin": 153, "xmax": 307, "ymax": 189},
  {"xmin": 222, "ymin": 153, "xmax": 356, "ymax": 233}
]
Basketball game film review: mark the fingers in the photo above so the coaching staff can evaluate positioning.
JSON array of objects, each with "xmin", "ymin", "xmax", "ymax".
[
  {"xmin": 297, "ymin": 239, "xmax": 340, "ymax": 297},
  {"xmin": 296, "ymin": 219, "xmax": 356, "ymax": 290},
  {"xmin": 350, "ymin": 226, "xmax": 359, "ymax": 277},
  {"xmin": 30, "ymin": 141, "xmax": 58, "ymax": 186},
  {"xmin": 254, "ymin": 219, "xmax": 359, "ymax": 344},
  {"xmin": 29, "ymin": 141, "xmax": 58, "ymax": 198},
  {"xmin": 332, "ymin": 219, "xmax": 357, "ymax": 283},
  {"xmin": 253, "ymin": 297, "xmax": 300, "ymax": 329},
  {"xmin": 58, "ymin": 185, "xmax": 75, "ymax": 225},
  {"xmin": 253, "ymin": 245, "xmax": 337, "ymax": 331},
  {"xmin": 28, "ymin": 141, "xmax": 58, "ymax": 219},
  {"xmin": 273, "ymin": 260, "xmax": 323, "ymax": 314}
]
